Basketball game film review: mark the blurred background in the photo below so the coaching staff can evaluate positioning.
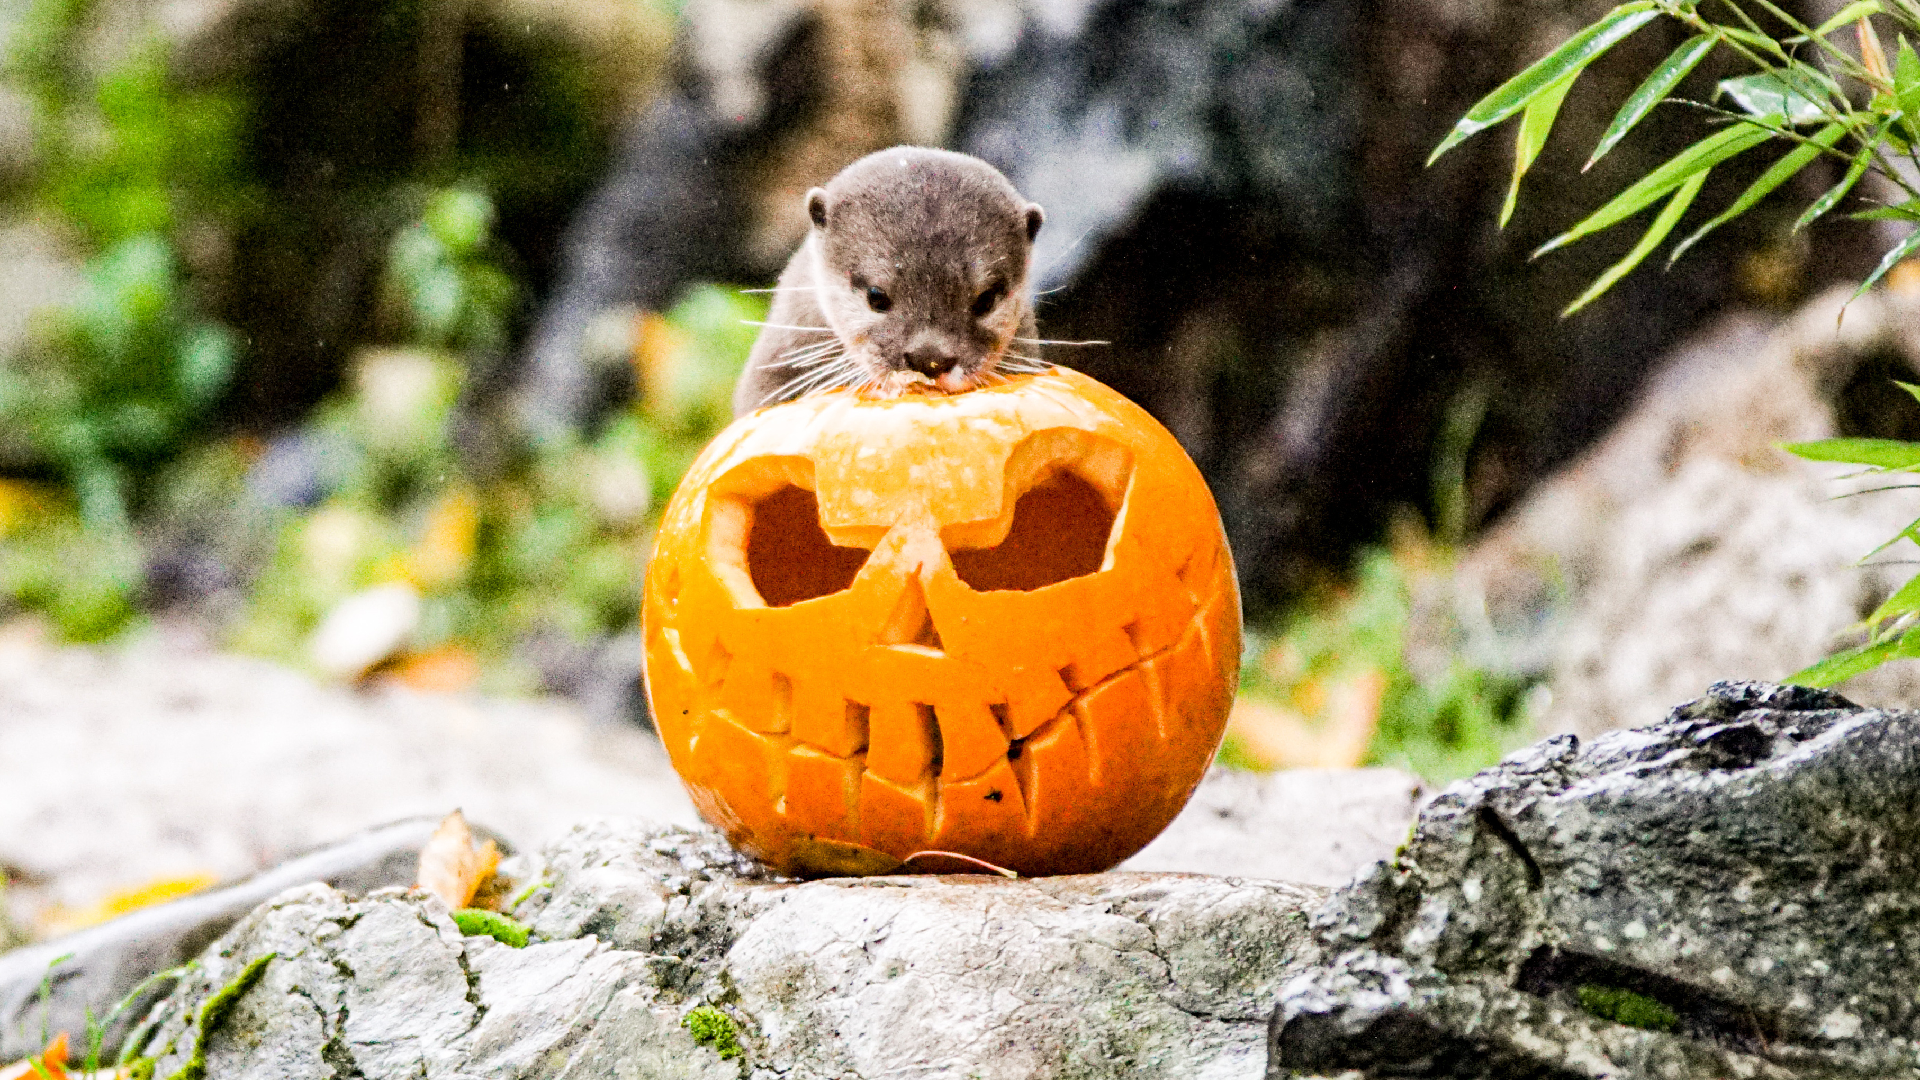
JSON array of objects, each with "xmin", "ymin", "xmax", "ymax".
[{"xmin": 5, "ymin": 0, "xmax": 1920, "ymax": 859}]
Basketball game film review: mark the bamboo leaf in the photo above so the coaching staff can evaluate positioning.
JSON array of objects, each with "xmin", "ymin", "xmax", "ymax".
[
  {"xmin": 1561, "ymin": 170, "xmax": 1707, "ymax": 316},
  {"xmin": 1896, "ymin": 380, "xmax": 1920, "ymax": 406},
  {"xmin": 1866, "ymin": 570, "xmax": 1920, "ymax": 626},
  {"xmin": 1718, "ymin": 24, "xmax": 1792, "ymax": 58},
  {"xmin": 1850, "ymin": 224, "xmax": 1920, "ymax": 301},
  {"xmin": 1813, "ymin": 1, "xmax": 1883, "ymax": 36},
  {"xmin": 1430, "ymin": 2, "xmax": 1661, "ymax": 164},
  {"xmin": 1718, "ymin": 71, "xmax": 1829, "ymax": 125},
  {"xmin": 1852, "ymin": 199, "xmax": 1920, "ymax": 221},
  {"xmin": 1787, "ymin": 636, "xmax": 1898, "ymax": 686},
  {"xmin": 1538, "ymin": 122, "xmax": 1772, "ymax": 257},
  {"xmin": 1503, "ymin": 72, "xmax": 1578, "ymax": 226},
  {"xmin": 1588, "ymin": 36, "xmax": 1716, "ymax": 169},
  {"xmin": 1898, "ymin": 37, "xmax": 1920, "ymax": 138},
  {"xmin": 1671, "ymin": 122, "xmax": 1846, "ymax": 263},
  {"xmin": 1783, "ymin": 437, "xmax": 1920, "ymax": 468},
  {"xmin": 1795, "ymin": 143, "xmax": 1875, "ymax": 230}
]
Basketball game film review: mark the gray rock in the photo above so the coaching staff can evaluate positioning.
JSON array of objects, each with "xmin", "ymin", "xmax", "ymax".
[
  {"xmin": 1433, "ymin": 286, "xmax": 1920, "ymax": 736},
  {"xmin": 0, "ymin": 816, "xmax": 502, "ymax": 1064},
  {"xmin": 1122, "ymin": 767, "xmax": 1422, "ymax": 886},
  {"xmin": 134, "ymin": 820, "xmax": 1327, "ymax": 1079},
  {"xmin": 1268, "ymin": 680, "xmax": 1920, "ymax": 1079}
]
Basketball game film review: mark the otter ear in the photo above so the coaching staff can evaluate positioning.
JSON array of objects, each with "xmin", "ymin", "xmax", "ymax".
[
  {"xmin": 1024, "ymin": 203, "xmax": 1045, "ymax": 242},
  {"xmin": 807, "ymin": 188, "xmax": 830, "ymax": 230}
]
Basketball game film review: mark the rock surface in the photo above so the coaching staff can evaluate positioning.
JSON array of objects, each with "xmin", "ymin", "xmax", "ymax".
[
  {"xmin": 133, "ymin": 821, "xmax": 1327, "ymax": 1079},
  {"xmin": 1123, "ymin": 767, "xmax": 1422, "ymax": 886},
  {"xmin": 1433, "ymin": 286, "xmax": 1920, "ymax": 736},
  {"xmin": 1269, "ymin": 681, "xmax": 1920, "ymax": 1079}
]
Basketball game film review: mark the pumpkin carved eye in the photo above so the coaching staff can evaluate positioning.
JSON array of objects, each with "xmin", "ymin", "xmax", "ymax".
[
  {"xmin": 948, "ymin": 471, "xmax": 1113, "ymax": 592},
  {"xmin": 744, "ymin": 485, "xmax": 871, "ymax": 607}
]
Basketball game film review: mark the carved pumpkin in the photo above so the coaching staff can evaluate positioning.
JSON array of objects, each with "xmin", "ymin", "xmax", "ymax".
[{"xmin": 642, "ymin": 367, "xmax": 1240, "ymax": 876}]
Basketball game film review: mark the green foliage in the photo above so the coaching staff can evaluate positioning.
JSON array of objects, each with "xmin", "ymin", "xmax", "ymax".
[
  {"xmin": 0, "ymin": 0, "xmax": 250, "ymax": 637},
  {"xmin": 1782, "ymin": 401, "xmax": 1920, "ymax": 686},
  {"xmin": 1234, "ymin": 542, "xmax": 1539, "ymax": 783},
  {"xmin": 171, "ymin": 953, "xmax": 275, "ymax": 1080},
  {"xmin": 683, "ymin": 1005, "xmax": 745, "ymax": 1061},
  {"xmin": 234, "ymin": 189, "xmax": 761, "ymax": 681},
  {"xmin": 451, "ymin": 908, "xmax": 531, "ymax": 947},
  {"xmin": 1435, "ymin": 0, "xmax": 1920, "ymax": 313},
  {"xmin": 1578, "ymin": 983, "xmax": 1680, "ymax": 1032}
]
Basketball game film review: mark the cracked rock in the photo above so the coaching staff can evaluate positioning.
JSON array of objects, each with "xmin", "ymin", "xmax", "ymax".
[
  {"xmin": 1268, "ymin": 680, "xmax": 1920, "ymax": 1079},
  {"xmin": 134, "ymin": 820, "xmax": 1326, "ymax": 1078}
]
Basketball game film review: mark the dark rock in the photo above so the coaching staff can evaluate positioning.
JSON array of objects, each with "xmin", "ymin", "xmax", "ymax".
[{"xmin": 1268, "ymin": 680, "xmax": 1920, "ymax": 1078}]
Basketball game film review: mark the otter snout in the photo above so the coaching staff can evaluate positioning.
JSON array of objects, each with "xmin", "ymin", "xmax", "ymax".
[{"xmin": 901, "ymin": 334, "xmax": 960, "ymax": 380}]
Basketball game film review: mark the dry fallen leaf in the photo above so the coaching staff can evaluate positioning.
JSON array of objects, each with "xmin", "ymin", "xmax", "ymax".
[
  {"xmin": 36, "ymin": 874, "xmax": 218, "ymax": 939},
  {"xmin": 389, "ymin": 645, "xmax": 482, "ymax": 693},
  {"xmin": 1225, "ymin": 667, "xmax": 1388, "ymax": 770},
  {"xmin": 417, "ymin": 810, "xmax": 500, "ymax": 911}
]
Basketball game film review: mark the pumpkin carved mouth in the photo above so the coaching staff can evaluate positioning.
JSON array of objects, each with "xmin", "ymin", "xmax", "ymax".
[{"xmin": 643, "ymin": 370, "xmax": 1240, "ymax": 877}]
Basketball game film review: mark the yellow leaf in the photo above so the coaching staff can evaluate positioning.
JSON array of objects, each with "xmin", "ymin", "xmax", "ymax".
[
  {"xmin": 37, "ymin": 875, "xmax": 217, "ymax": 938},
  {"xmin": 406, "ymin": 486, "xmax": 479, "ymax": 590},
  {"xmin": 416, "ymin": 810, "xmax": 500, "ymax": 911}
]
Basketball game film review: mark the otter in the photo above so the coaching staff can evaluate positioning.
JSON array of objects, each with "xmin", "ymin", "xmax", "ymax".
[{"xmin": 732, "ymin": 147, "xmax": 1047, "ymax": 414}]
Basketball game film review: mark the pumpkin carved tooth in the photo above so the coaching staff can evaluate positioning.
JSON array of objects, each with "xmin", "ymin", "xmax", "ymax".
[{"xmin": 643, "ymin": 368, "xmax": 1240, "ymax": 877}]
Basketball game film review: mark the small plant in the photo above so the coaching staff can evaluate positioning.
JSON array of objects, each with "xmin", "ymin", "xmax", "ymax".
[
  {"xmin": 682, "ymin": 1005, "xmax": 744, "ymax": 1061},
  {"xmin": 1578, "ymin": 983, "xmax": 1681, "ymax": 1032},
  {"xmin": 1434, "ymin": 0, "xmax": 1920, "ymax": 314}
]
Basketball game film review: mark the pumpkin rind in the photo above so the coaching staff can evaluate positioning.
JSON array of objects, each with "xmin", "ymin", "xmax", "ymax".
[{"xmin": 642, "ymin": 368, "xmax": 1240, "ymax": 876}]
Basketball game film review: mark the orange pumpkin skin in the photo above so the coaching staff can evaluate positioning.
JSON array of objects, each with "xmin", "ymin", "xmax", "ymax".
[{"xmin": 642, "ymin": 368, "xmax": 1240, "ymax": 877}]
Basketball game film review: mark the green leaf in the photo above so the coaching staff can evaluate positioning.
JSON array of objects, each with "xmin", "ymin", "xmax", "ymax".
[
  {"xmin": 1561, "ymin": 170, "xmax": 1707, "ymax": 316},
  {"xmin": 1866, "ymin": 570, "xmax": 1920, "ymax": 625},
  {"xmin": 1538, "ymin": 122, "xmax": 1773, "ymax": 257},
  {"xmin": 1852, "ymin": 199, "xmax": 1920, "ymax": 221},
  {"xmin": 1788, "ymin": 636, "xmax": 1898, "ymax": 686},
  {"xmin": 1813, "ymin": 1, "xmax": 1883, "ymax": 37},
  {"xmin": 452, "ymin": 908, "xmax": 531, "ymax": 947},
  {"xmin": 1795, "ymin": 142, "xmax": 1875, "ymax": 230},
  {"xmin": 1430, "ymin": 2, "xmax": 1661, "ymax": 164},
  {"xmin": 1897, "ymin": 37, "xmax": 1920, "ymax": 139},
  {"xmin": 1783, "ymin": 437, "xmax": 1920, "ymax": 468},
  {"xmin": 1503, "ymin": 72, "xmax": 1578, "ymax": 227},
  {"xmin": 1588, "ymin": 36, "xmax": 1716, "ymax": 169},
  {"xmin": 1850, "ymin": 224, "xmax": 1920, "ymax": 301},
  {"xmin": 1718, "ymin": 72, "xmax": 1829, "ymax": 125},
  {"xmin": 1671, "ymin": 122, "xmax": 1846, "ymax": 263},
  {"xmin": 1717, "ymin": 24, "xmax": 1791, "ymax": 58},
  {"xmin": 1896, "ymin": 380, "xmax": 1920, "ymax": 406}
]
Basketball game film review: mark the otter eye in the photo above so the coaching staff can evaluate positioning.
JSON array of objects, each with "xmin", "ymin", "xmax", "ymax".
[
  {"xmin": 972, "ymin": 282, "xmax": 1006, "ymax": 319},
  {"xmin": 865, "ymin": 286, "xmax": 892, "ymax": 312}
]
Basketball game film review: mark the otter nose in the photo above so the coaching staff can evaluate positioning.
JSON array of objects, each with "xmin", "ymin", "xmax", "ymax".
[{"xmin": 903, "ymin": 342, "xmax": 958, "ymax": 379}]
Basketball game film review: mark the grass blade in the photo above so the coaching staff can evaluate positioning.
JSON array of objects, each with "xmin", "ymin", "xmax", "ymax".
[
  {"xmin": 1813, "ymin": 1, "xmax": 1883, "ymax": 37},
  {"xmin": 1670, "ymin": 121, "xmax": 1845, "ymax": 263},
  {"xmin": 1795, "ymin": 142, "xmax": 1875, "ymax": 230},
  {"xmin": 1588, "ymin": 35, "xmax": 1716, "ymax": 169},
  {"xmin": 1504, "ymin": 72, "xmax": 1579, "ymax": 226},
  {"xmin": 1784, "ymin": 437, "xmax": 1920, "ymax": 468},
  {"xmin": 1430, "ymin": 2, "xmax": 1660, "ymax": 164},
  {"xmin": 1561, "ymin": 169, "xmax": 1707, "ymax": 316},
  {"xmin": 1538, "ymin": 122, "xmax": 1772, "ymax": 257}
]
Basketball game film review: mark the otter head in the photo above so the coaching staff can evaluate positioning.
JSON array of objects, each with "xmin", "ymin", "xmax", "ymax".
[{"xmin": 806, "ymin": 147, "xmax": 1044, "ymax": 395}]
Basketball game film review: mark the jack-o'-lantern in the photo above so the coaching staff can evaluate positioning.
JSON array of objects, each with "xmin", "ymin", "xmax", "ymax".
[{"xmin": 642, "ymin": 367, "xmax": 1239, "ymax": 876}]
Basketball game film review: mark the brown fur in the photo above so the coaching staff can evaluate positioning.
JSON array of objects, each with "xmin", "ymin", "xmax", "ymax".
[{"xmin": 733, "ymin": 147, "xmax": 1045, "ymax": 414}]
